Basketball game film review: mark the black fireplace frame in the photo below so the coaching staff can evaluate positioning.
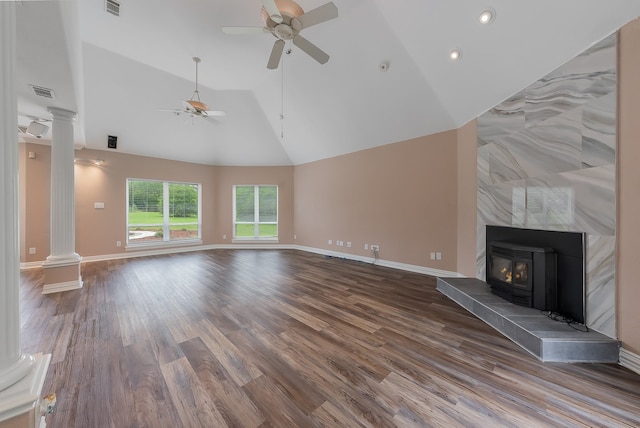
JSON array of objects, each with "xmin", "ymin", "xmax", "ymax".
[{"xmin": 486, "ymin": 225, "xmax": 586, "ymax": 324}]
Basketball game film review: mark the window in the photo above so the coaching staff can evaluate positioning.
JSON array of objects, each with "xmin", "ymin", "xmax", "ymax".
[
  {"xmin": 127, "ymin": 179, "xmax": 201, "ymax": 246},
  {"xmin": 233, "ymin": 185, "xmax": 278, "ymax": 240}
]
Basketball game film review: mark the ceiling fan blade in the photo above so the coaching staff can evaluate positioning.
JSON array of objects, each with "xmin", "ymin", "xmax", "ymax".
[
  {"xmin": 267, "ymin": 39, "xmax": 286, "ymax": 69},
  {"xmin": 262, "ymin": 0, "xmax": 283, "ymax": 24},
  {"xmin": 222, "ymin": 26, "xmax": 269, "ymax": 35},
  {"xmin": 293, "ymin": 35, "xmax": 329, "ymax": 64},
  {"xmin": 205, "ymin": 110, "xmax": 227, "ymax": 117},
  {"xmin": 294, "ymin": 2, "xmax": 338, "ymax": 30},
  {"xmin": 203, "ymin": 116, "xmax": 221, "ymax": 125}
]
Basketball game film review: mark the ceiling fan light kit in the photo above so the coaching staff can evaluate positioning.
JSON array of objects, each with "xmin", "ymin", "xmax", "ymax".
[
  {"xmin": 160, "ymin": 57, "xmax": 226, "ymax": 120},
  {"xmin": 223, "ymin": 0, "xmax": 338, "ymax": 69}
]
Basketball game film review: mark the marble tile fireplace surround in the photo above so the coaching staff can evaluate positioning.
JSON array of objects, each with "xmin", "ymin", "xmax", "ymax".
[{"xmin": 475, "ymin": 32, "xmax": 617, "ymax": 339}]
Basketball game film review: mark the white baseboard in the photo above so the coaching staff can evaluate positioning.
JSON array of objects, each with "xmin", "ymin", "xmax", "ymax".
[
  {"xmin": 23, "ymin": 243, "xmax": 462, "ymax": 279},
  {"xmin": 292, "ymin": 245, "xmax": 462, "ymax": 278},
  {"xmin": 619, "ymin": 348, "xmax": 640, "ymax": 375},
  {"xmin": 42, "ymin": 278, "xmax": 83, "ymax": 295}
]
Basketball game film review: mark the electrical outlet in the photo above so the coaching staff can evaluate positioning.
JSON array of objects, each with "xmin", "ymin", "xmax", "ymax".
[
  {"xmin": 364, "ymin": 243, "xmax": 369, "ymax": 250},
  {"xmin": 29, "ymin": 247, "xmax": 36, "ymax": 255},
  {"xmin": 328, "ymin": 239, "xmax": 332, "ymax": 245},
  {"xmin": 338, "ymin": 240, "xmax": 344, "ymax": 247},
  {"xmin": 116, "ymin": 241, "xmax": 121, "ymax": 247},
  {"xmin": 430, "ymin": 252, "xmax": 436, "ymax": 260},
  {"xmin": 346, "ymin": 242, "xmax": 351, "ymax": 248},
  {"xmin": 436, "ymin": 252, "xmax": 442, "ymax": 260},
  {"xmin": 223, "ymin": 234, "xmax": 227, "ymax": 240},
  {"xmin": 294, "ymin": 234, "xmax": 297, "ymax": 240},
  {"xmin": 371, "ymin": 245, "xmax": 379, "ymax": 252}
]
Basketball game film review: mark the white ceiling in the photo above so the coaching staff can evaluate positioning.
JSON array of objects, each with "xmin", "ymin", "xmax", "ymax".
[{"xmin": 15, "ymin": 0, "xmax": 640, "ymax": 166}]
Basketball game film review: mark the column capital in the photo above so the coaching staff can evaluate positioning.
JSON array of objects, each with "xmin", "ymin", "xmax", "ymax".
[{"xmin": 47, "ymin": 107, "xmax": 77, "ymax": 122}]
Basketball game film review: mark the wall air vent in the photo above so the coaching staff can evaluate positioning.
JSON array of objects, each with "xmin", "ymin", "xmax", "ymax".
[
  {"xmin": 29, "ymin": 84, "xmax": 55, "ymax": 99},
  {"xmin": 105, "ymin": 0, "xmax": 120, "ymax": 16}
]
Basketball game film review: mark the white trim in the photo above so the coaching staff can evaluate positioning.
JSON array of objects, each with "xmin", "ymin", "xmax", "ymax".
[
  {"xmin": 232, "ymin": 238, "xmax": 279, "ymax": 244},
  {"xmin": 0, "ymin": 353, "xmax": 50, "ymax": 423},
  {"xmin": 125, "ymin": 239, "xmax": 203, "ymax": 251},
  {"xmin": 23, "ymin": 244, "xmax": 462, "ymax": 279},
  {"xmin": 82, "ymin": 244, "xmax": 219, "ymax": 263},
  {"xmin": 41, "ymin": 254, "xmax": 82, "ymax": 268},
  {"xmin": 292, "ymin": 245, "xmax": 462, "ymax": 278},
  {"xmin": 42, "ymin": 278, "xmax": 83, "ymax": 295},
  {"xmin": 20, "ymin": 261, "xmax": 43, "ymax": 270},
  {"xmin": 619, "ymin": 348, "xmax": 640, "ymax": 375}
]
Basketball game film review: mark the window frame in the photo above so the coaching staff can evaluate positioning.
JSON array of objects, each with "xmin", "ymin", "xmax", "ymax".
[
  {"xmin": 126, "ymin": 178, "xmax": 202, "ymax": 249},
  {"xmin": 232, "ymin": 184, "xmax": 278, "ymax": 242}
]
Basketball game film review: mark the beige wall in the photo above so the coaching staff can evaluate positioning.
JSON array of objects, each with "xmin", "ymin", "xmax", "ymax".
[
  {"xmin": 212, "ymin": 166, "xmax": 294, "ymax": 244},
  {"xmin": 20, "ymin": 147, "xmax": 295, "ymax": 260},
  {"xmin": 21, "ymin": 143, "xmax": 50, "ymax": 263},
  {"xmin": 456, "ymin": 120, "xmax": 478, "ymax": 277},
  {"xmin": 617, "ymin": 18, "xmax": 640, "ymax": 354},
  {"xmin": 73, "ymin": 148, "xmax": 217, "ymax": 257},
  {"xmin": 294, "ymin": 131, "xmax": 459, "ymax": 271}
]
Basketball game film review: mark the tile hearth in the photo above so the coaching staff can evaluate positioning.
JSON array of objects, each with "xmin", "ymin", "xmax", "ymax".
[{"xmin": 437, "ymin": 277, "xmax": 620, "ymax": 363}]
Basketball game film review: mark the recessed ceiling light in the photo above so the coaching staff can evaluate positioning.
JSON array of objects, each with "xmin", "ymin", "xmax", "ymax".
[
  {"xmin": 479, "ymin": 8, "xmax": 496, "ymax": 24},
  {"xmin": 449, "ymin": 48, "xmax": 462, "ymax": 61}
]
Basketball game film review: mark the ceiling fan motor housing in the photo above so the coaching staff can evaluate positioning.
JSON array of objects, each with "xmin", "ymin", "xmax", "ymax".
[{"xmin": 274, "ymin": 24, "xmax": 294, "ymax": 40}]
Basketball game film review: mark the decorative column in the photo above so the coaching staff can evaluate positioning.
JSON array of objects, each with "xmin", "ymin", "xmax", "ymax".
[
  {"xmin": 1, "ymin": 6, "xmax": 50, "ymax": 428},
  {"xmin": 0, "ymin": 0, "xmax": 35, "ymax": 394},
  {"xmin": 42, "ymin": 107, "xmax": 83, "ymax": 294}
]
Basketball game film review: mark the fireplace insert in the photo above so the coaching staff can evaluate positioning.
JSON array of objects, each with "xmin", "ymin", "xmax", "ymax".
[{"xmin": 487, "ymin": 241, "xmax": 557, "ymax": 311}]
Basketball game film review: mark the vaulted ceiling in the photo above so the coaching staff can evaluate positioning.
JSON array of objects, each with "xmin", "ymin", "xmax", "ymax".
[{"xmin": 15, "ymin": 1, "xmax": 640, "ymax": 166}]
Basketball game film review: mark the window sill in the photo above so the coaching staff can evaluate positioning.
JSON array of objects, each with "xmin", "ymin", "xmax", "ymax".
[
  {"xmin": 232, "ymin": 238, "xmax": 279, "ymax": 244},
  {"xmin": 126, "ymin": 239, "xmax": 203, "ymax": 251}
]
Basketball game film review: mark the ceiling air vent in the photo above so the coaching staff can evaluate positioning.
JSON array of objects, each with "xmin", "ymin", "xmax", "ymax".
[
  {"xmin": 105, "ymin": 0, "xmax": 120, "ymax": 16},
  {"xmin": 29, "ymin": 84, "xmax": 55, "ymax": 99}
]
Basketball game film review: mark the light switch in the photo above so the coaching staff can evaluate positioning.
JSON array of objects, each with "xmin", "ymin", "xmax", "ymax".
[{"xmin": 94, "ymin": 202, "xmax": 105, "ymax": 209}]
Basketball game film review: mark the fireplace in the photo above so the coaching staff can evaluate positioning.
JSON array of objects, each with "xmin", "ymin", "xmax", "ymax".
[
  {"xmin": 487, "ymin": 241, "xmax": 557, "ymax": 311},
  {"xmin": 486, "ymin": 225, "xmax": 585, "ymax": 324}
]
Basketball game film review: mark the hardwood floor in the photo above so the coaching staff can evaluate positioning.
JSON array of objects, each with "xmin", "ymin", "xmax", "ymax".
[{"xmin": 19, "ymin": 249, "xmax": 640, "ymax": 427}]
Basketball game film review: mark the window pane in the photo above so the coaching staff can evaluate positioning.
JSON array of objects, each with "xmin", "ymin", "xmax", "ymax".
[
  {"xmin": 259, "ymin": 186, "xmax": 277, "ymax": 222},
  {"xmin": 235, "ymin": 223, "xmax": 255, "ymax": 237},
  {"xmin": 127, "ymin": 179, "xmax": 200, "ymax": 245},
  {"xmin": 235, "ymin": 186, "xmax": 255, "ymax": 222},
  {"xmin": 258, "ymin": 224, "xmax": 277, "ymax": 237},
  {"xmin": 169, "ymin": 183, "xmax": 199, "ymax": 220},
  {"xmin": 128, "ymin": 226, "xmax": 163, "ymax": 242},
  {"xmin": 169, "ymin": 225, "xmax": 199, "ymax": 240},
  {"xmin": 128, "ymin": 180, "xmax": 163, "ymax": 222}
]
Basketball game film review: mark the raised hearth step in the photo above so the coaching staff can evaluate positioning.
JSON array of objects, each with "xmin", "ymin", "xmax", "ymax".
[{"xmin": 436, "ymin": 277, "xmax": 620, "ymax": 363}]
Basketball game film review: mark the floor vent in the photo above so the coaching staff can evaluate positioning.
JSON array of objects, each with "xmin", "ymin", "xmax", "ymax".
[
  {"xmin": 29, "ymin": 84, "xmax": 55, "ymax": 99},
  {"xmin": 105, "ymin": 0, "xmax": 120, "ymax": 16}
]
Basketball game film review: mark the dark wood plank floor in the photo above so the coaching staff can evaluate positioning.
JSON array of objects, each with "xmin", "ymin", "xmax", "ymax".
[{"xmin": 19, "ymin": 249, "xmax": 640, "ymax": 427}]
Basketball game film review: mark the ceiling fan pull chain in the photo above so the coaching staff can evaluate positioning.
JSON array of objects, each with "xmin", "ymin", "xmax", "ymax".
[{"xmin": 280, "ymin": 52, "xmax": 285, "ymax": 139}]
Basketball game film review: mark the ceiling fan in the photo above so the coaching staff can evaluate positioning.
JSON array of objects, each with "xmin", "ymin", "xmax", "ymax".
[
  {"xmin": 160, "ymin": 57, "xmax": 226, "ymax": 119},
  {"xmin": 222, "ymin": 0, "xmax": 338, "ymax": 69}
]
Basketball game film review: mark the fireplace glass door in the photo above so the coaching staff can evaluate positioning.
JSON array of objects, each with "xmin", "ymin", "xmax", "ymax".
[{"xmin": 490, "ymin": 255, "xmax": 530, "ymax": 288}]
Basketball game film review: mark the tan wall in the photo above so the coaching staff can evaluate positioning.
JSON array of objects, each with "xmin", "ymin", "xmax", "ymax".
[
  {"xmin": 74, "ymin": 148, "xmax": 217, "ymax": 257},
  {"xmin": 20, "ymin": 147, "xmax": 295, "ymax": 260},
  {"xmin": 293, "ymin": 131, "xmax": 459, "ymax": 271},
  {"xmin": 456, "ymin": 120, "xmax": 478, "ymax": 277},
  {"xmin": 22, "ymin": 143, "xmax": 51, "ymax": 263},
  {"xmin": 617, "ymin": 18, "xmax": 640, "ymax": 354},
  {"xmin": 212, "ymin": 166, "xmax": 295, "ymax": 244}
]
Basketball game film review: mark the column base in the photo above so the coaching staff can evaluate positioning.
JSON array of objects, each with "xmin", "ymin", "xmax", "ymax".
[
  {"xmin": 0, "ymin": 355, "xmax": 35, "ymax": 393},
  {"xmin": 0, "ymin": 353, "xmax": 50, "ymax": 427},
  {"xmin": 42, "ymin": 257, "xmax": 82, "ymax": 295}
]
